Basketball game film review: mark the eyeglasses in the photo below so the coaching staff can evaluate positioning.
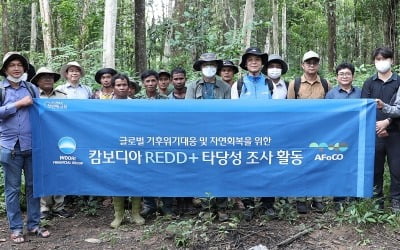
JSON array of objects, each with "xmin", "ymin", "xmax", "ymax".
[{"xmin": 337, "ymin": 72, "xmax": 352, "ymax": 77}]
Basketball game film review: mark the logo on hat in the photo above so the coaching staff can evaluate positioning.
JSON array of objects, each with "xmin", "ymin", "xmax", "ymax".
[{"xmin": 58, "ymin": 137, "xmax": 77, "ymax": 155}]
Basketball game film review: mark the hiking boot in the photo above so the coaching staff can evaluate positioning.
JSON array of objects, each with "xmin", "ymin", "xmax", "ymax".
[
  {"xmin": 243, "ymin": 208, "xmax": 254, "ymax": 221},
  {"xmin": 334, "ymin": 201, "xmax": 344, "ymax": 212},
  {"xmin": 392, "ymin": 199, "xmax": 400, "ymax": 213},
  {"xmin": 264, "ymin": 207, "xmax": 277, "ymax": 219},
  {"xmin": 311, "ymin": 201, "xmax": 325, "ymax": 213},
  {"xmin": 217, "ymin": 211, "xmax": 229, "ymax": 222},
  {"xmin": 140, "ymin": 207, "xmax": 157, "ymax": 218},
  {"xmin": 296, "ymin": 201, "xmax": 309, "ymax": 214},
  {"xmin": 40, "ymin": 211, "xmax": 52, "ymax": 220},
  {"xmin": 53, "ymin": 209, "xmax": 72, "ymax": 218}
]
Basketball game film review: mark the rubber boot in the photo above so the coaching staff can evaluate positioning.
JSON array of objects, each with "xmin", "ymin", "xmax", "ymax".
[
  {"xmin": 131, "ymin": 197, "xmax": 145, "ymax": 225},
  {"xmin": 110, "ymin": 197, "xmax": 125, "ymax": 228}
]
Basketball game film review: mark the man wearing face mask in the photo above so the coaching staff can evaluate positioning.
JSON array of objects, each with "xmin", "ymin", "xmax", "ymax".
[
  {"xmin": 185, "ymin": 53, "xmax": 231, "ymax": 221},
  {"xmin": 262, "ymin": 54, "xmax": 289, "ymax": 99},
  {"xmin": 361, "ymin": 47, "xmax": 400, "ymax": 212},
  {"xmin": 185, "ymin": 53, "xmax": 231, "ymax": 99}
]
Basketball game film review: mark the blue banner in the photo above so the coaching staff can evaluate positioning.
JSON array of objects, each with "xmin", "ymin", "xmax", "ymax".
[{"xmin": 31, "ymin": 99, "xmax": 376, "ymax": 197}]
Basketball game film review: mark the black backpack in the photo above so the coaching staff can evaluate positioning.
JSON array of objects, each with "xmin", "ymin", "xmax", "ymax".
[
  {"xmin": 293, "ymin": 77, "xmax": 329, "ymax": 99},
  {"xmin": 236, "ymin": 76, "xmax": 289, "ymax": 97}
]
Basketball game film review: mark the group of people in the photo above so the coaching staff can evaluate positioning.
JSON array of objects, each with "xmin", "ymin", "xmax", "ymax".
[{"xmin": 1, "ymin": 45, "xmax": 400, "ymax": 243}]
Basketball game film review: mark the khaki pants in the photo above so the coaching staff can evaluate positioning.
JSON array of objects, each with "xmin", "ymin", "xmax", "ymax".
[{"xmin": 40, "ymin": 196, "xmax": 65, "ymax": 212}]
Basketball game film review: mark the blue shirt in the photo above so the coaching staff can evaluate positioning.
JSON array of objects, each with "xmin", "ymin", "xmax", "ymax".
[
  {"xmin": 0, "ymin": 80, "xmax": 39, "ymax": 151},
  {"xmin": 240, "ymin": 74, "xmax": 272, "ymax": 99},
  {"xmin": 325, "ymin": 85, "xmax": 361, "ymax": 99}
]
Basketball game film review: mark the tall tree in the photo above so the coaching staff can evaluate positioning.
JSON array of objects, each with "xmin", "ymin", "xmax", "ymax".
[
  {"xmin": 162, "ymin": 0, "xmax": 174, "ymax": 63},
  {"xmin": 326, "ymin": 0, "xmax": 336, "ymax": 72},
  {"xmin": 1, "ymin": 0, "xmax": 9, "ymax": 54},
  {"xmin": 30, "ymin": 1, "xmax": 38, "ymax": 61},
  {"xmin": 134, "ymin": 0, "xmax": 147, "ymax": 75},
  {"xmin": 281, "ymin": 0, "xmax": 287, "ymax": 60},
  {"xmin": 386, "ymin": 0, "xmax": 399, "ymax": 62},
  {"xmin": 39, "ymin": 0, "xmax": 52, "ymax": 62},
  {"xmin": 242, "ymin": 0, "xmax": 255, "ymax": 48},
  {"xmin": 103, "ymin": 0, "xmax": 117, "ymax": 68},
  {"xmin": 80, "ymin": 0, "xmax": 93, "ymax": 53},
  {"xmin": 272, "ymin": 0, "xmax": 279, "ymax": 54}
]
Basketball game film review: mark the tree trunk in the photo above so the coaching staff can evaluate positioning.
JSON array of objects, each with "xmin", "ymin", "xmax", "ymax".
[
  {"xmin": 1, "ymin": 0, "xmax": 9, "ymax": 54},
  {"xmin": 103, "ymin": 0, "xmax": 117, "ymax": 68},
  {"xmin": 386, "ymin": 0, "xmax": 399, "ymax": 63},
  {"xmin": 134, "ymin": 0, "xmax": 147, "ymax": 76},
  {"xmin": 326, "ymin": 0, "xmax": 336, "ymax": 72},
  {"xmin": 264, "ymin": 24, "xmax": 270, "ymax": 54},
  {"xmin": 171, "ymin": 0, "xmax": 185, "ymax": 57},
  {"xmin": 272, "ymin": 0, "xmax": 279, "ymax": 54},
  {"xmin": 242, "ymin": 0, "xmax": 255, "ymax": 48},
  {"xmin": 30, "ymin": 1, "xmax": 37, "ymax": 62},
  {"xmin": 80, "ymin": 0, "xmax": 92, "ymax": 53},
  {"xmin": 39, "ymin": 0, "xmax": 52, "ymax": 62},
  {"xmin": 162, "ymin": 0, "xmax": 174, "ymax": 63},
  {"xmin": 281, "ymin": 0, "xmax": 287, "ymax": 60}
]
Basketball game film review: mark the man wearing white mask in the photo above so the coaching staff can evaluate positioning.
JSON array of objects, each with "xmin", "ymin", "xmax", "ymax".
[
  {"xmin": 185, "ymin": 53, "xmax": 231, "ymax": 99},
  {"xmin": 185, "ymin": 52, "xmax": 230, "ymax": 221},
  {"xmin": 262, "ymin": 54, "xmax": 289, "ymax": 99},
  {"xmin": 361, "ymin": 47, "xmax": 400, "ymax": 212}
]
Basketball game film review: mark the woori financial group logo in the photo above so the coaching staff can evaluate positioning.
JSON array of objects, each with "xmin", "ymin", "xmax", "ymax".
[{"xmin": 58, "ymin": 137, "xmax": 77, "ymax": 155}]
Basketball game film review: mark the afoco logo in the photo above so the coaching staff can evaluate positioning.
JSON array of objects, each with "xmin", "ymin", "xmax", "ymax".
[
  {"xmin": 58, "ymin": 137, "xmax": 77, "ymax": 155},
  {"xmin": 309, "ymin": 142, "xmax": 348, "ymax": 152}
]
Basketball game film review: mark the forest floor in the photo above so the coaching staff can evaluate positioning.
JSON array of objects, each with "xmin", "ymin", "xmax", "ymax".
[{"xmin": 1, "ymin": 198, "xmax": 400, "ymax": 250}]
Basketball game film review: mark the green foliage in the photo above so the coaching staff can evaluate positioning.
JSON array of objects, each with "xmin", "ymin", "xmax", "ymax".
[
  {"xmin": 335, "ymin": 199, "xmax": 400, "ymax": 226},
  {"xmin": 78, "ymin": 198, "xmax": 100, "ymax": 216}
]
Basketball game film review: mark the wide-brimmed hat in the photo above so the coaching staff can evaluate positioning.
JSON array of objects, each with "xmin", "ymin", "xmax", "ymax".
[
  {"xmin": 158, "ymin": 69, "xmax": 171, "ymax": 78},
  {"xmin": 239, "ymin": 47, "xmax": 268, "ymax": 70},
  {"xmin": 129, "ymin": 80, "xmax": 141, "ymax": 93},
  {"xmin": 262, "ymin": 54, "xmax": 288, "ymax": 75},
  {"xmin": 193, "ymin": 53, "xmax": 223, "ymax": 71},
  {"xmin": 0, "ymin": 52, "xmax": 29, "ymax": 77},
  {"xmin": 30, "ymin": 67, "xmax": 61, "ymax": 85},
  {"xmin": 95, "ymin": 68, "xmax": 117, "ymax": 84},
  {"xmin": 60, "ymin": 61, "xmax": 85, "ymax": 78},
  {"xmin": 302, "ymin": 51, "xmax": 320, "ymax": 63},
  {"xmin": 217, "ymin": 60, "xmax": 239, "ymax": 75}
]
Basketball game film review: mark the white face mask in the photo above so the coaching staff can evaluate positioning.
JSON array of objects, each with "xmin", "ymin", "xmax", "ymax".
[
  {"xmin": 375, "ymin": 60, "xmax": 392, "ymax": 73},
  {"xmin": 7, "ymin": 74, "xmax": 25, "ymax": 83},
  {"xmin": 202, "ymin": 65, "xmax": 217, "ymax": 78},
  {"xmin": 267, "ymin": 68, "xmax": 282, "ymax": 79}
]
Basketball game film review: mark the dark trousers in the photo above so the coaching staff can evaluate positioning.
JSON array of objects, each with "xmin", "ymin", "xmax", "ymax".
[{"xmin": 374, "ymin": 131, "xmax": 400, "ymax": 200}]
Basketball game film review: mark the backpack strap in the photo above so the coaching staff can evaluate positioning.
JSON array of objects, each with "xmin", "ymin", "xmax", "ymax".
[
  {"xmin": 24, "ymin": 82, "xmax": 36, "ymax": 98},
  {"xmin": 320, "ymin": 78, "xmax": 329, "ymax": 95},
  {"xmin": 266, "ymin": 78, "xmax": 274, "ymax": 95},
  {"xmin": 294, "ymin": 78, "xmax": 301, "ymax": 99},
  {"xmin": 236, "ymin": 77, "xmax": 243, "ymax": 97},
  {"xmin": 0, "ymin": 81, "xmax": 5, "ymax": 105}
]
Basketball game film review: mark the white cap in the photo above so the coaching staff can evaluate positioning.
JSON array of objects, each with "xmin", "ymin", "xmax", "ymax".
[{"xmin": 302, "ymin": 51, "xmax": 320, "ymax": 62}]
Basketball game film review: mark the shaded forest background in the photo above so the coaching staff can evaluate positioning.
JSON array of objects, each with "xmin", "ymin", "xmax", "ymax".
[{"xmin": 1, "ymin": 0, "xmax": 399, "ymax": 87}]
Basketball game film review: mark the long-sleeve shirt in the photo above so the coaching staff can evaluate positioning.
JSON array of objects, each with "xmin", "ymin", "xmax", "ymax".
[{"xmin": 0, "ymin": 80, "xmax": 39, "ymax": 151}]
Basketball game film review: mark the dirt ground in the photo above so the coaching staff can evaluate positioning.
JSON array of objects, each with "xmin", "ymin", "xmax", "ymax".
[{"xmin": 1, "ymin": 200, "xmax": 400, "ymax": 250}]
